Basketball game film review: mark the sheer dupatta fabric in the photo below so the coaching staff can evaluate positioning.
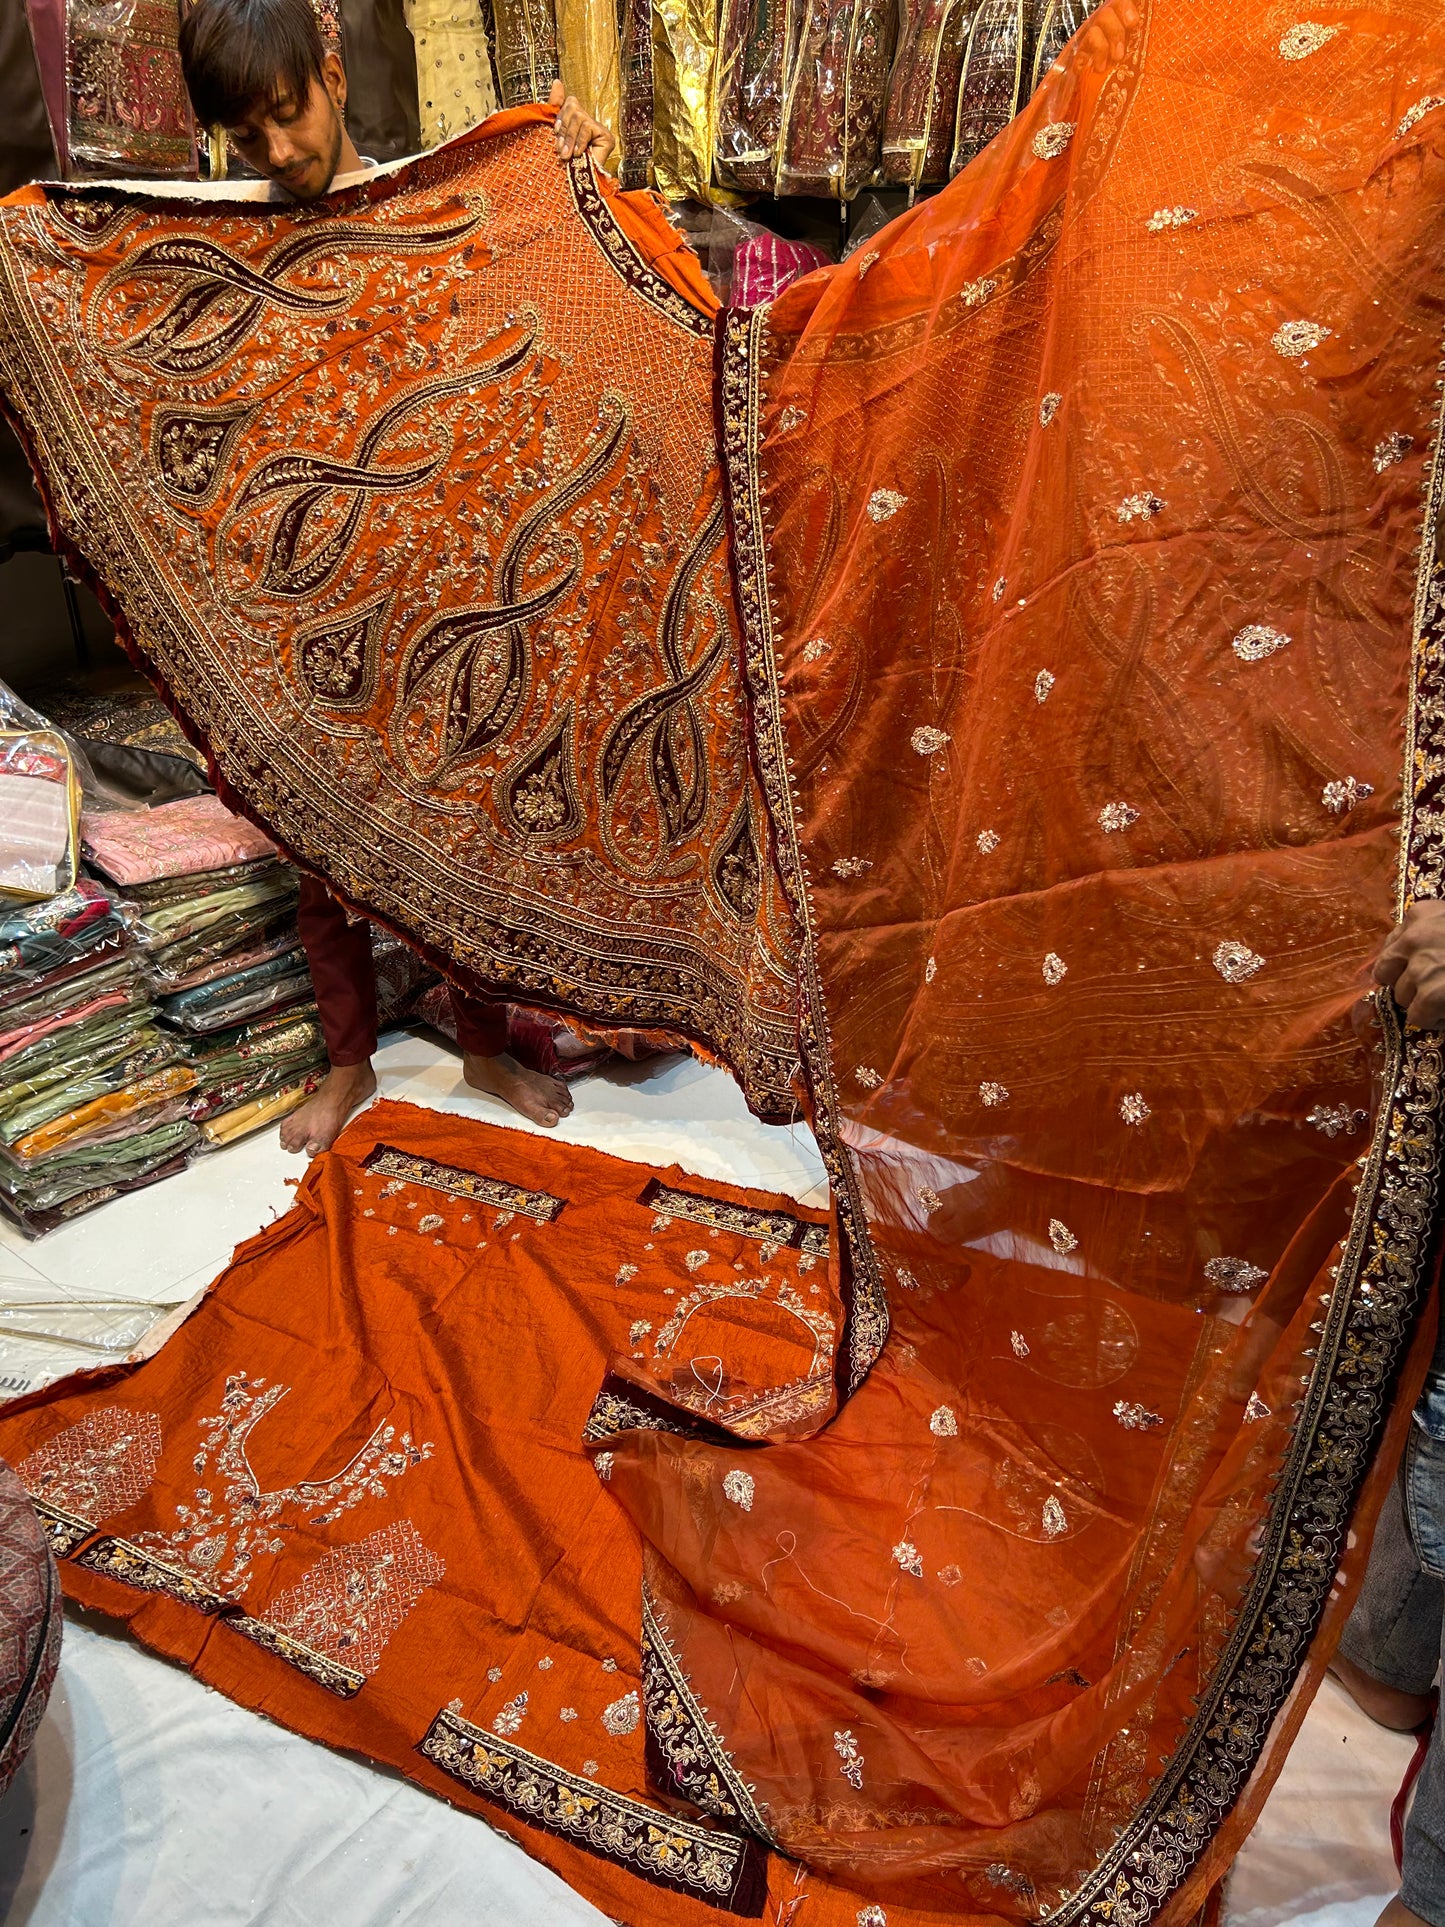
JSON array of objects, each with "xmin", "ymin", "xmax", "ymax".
[{"xmin": 605, "ymin": 5, "xmax": 1445, "ymax": 1920}]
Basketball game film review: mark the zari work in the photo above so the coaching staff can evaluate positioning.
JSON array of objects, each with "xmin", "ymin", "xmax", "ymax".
[
  {"xmin": 1, "ymin": 12, "xmax": 1445, "ymax": 1919},
  {"xmin": 64, "ymin": 0, "xmax": 195, "ymax": 180},
  {"xmin": 0, "ymin": 110, "xmax": 802, "ymax": 1142}
]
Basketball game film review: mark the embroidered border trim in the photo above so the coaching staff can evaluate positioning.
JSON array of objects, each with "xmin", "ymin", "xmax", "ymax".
[
  {"xmin": 566, "ymin": 156, "xmax": 714, "ymax": 341},
  {"xmin": 641, "ymin": 1576, "xmax": 776, "ymax": 1847},
  {"xmin": 31, "ymin": 1499, "xmax": 94, "ymax": 1559},
  {"xmin": 75, "ymin": 1534, "xmax": 230, "ymax": 1613},
  {"xmin": 228, "ymin": 1614, "xmax": 364, "ymax": 1697},
  {"xmin": 639, "ymin": 1178, "xmax": 830, "ymax": 1256},
  {"xmin": 418, "ymin": 1706, "xmax": 768, "ymax": 1915},
  {"xmin": 717, "ymin": 303, "xmax": 888, "ymax": 1390},
  {"xmin": 362, "ymin": 1145, "xmax": 566, "ymax": 1222},
  {"xmin": 1050, "ymin": 341, "xmax": 1445, "ymax": 1921},
  {"xmin": 582, "ymin": 1373, "xmax": 748, "ymax": 1446}
]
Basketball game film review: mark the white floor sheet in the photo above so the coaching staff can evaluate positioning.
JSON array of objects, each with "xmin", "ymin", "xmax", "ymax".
[{"xmin": 0, "ymin": 1030, "xmax": 1410, "ymax": 1924}]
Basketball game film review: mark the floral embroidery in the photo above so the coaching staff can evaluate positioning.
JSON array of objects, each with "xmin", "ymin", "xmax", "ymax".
[
  {"xmin": 1042, "ymin": 1495, "xmax": 1067, "ymax": 1538},
  {"xmin": 629, "ymin": 1320, "xmax": 653, "ymax": 1343},
  {"xmin": 1048, "ymin": 1220, "xmax": 1078, "ymax": 1254},
  {"xmin": 961, "ymin": 277, "xmax": 998, "ymax": 307},
  {"xmin": 1278, "ymin": 21, "xmax": 1342, "ymax": 58},
  {"xmin": 979, "ymin": 1081, "xmax": 1009, "ymax": 1107},
  {"xmin": 1113, "ymin": 1401, "xmax": 1164, "ymax": 1431},
  {"xmin": 1147, "ymin": 206, "xmax": 1197, "ymax": 231},
  {"xmin": 1213, "ymin": 940, "xmax": 1265, "ymax": 983},
  {"xmin": 833, "ymin": 856, "xmax": 873, "ymax": 878},
  {"xmin": 1396, "ymin": 97, "xmax": 1445, "ymax": 140},
  {"xmin": 417, "ymin": 1213, "xmax": 444, "ymax": 1233},
  {"xmin": 855, "ymin": 250, "xmax": 880, "ymax": 278},
  {"xmin": 1272, "ymin": 319, "xmax": 1332, "ymax": 358},
  {"xmin": 917, "ymin": 1186, "xmax": 943, "ymax": 1214},
  {"xmin": 834, "ymin": 1728, "xmax": 864, "ymax": 1790},
  {"xmin": 1011, "ymin": 1330, "xmax": 1030, "ymax": 1357},
  {"xmin": 132, "ymin": 1373, "xmax": 432, "ymax": 1597},
  {"xmin": 614, "ymin": 1263, "xmax": 638, "ymax": 1285},
  {"xmin": 938, "ymin": 1564, "xmax": 962, "ymax": 1586},
  {"xmin": 976, "ymin": 829, "xmax": 1000, "ymax": 854},
  {"xmin": 1031, "ymin": 122, "xmax": 1075, "ymax": 160},
  {"xmin": 1035, "ymin": 669, "xmax": 1055, "ymax": 702},
  {"xmin": 929, "ymin": 1405, "xmax": 958, "ymax": 1437},
  {"xmin": 1234, "ymin": 623, "xmax": 1292, "ymax": 662},
  {"xmin": 1117, "ymin": 492, "xmax": 1165, "ymax": 522},
  {"xmin": 487, "ymin": 1665, "xmax": 503, "ymax": 1682},
  {"xmin": 639, "ymin": 1179, "xmax": 827, "ymax": 1256},
  {"xmin": 911, "ymin": 726, "xmax": 950, "ymax": 756},
  {"xmin": 230, "ymin": 1519, "xmax": 444, "ymax": 1694},
  {"xmin": 559, "ymin": 1707, "xmax": 578, "ymax": 1722},
  {"xmin": 1308, "ymin": 1104, "xmax": 1367, "ymax": 1137},
  {"xmin": 602, "ymin": 1689, "xmax": 640, "ymax": 1735},
  {"xmin": 582, "ymin": 1758, "xmax": 599, "ymax": 1775},
  {"xmin": 1119, "ymin": 1092, "xmax": 1151, "ymax": 1125},
  {"xmin": 776, "ymin": 405, "xmax": 806, "ymax": 433},
  {"xmin": 1038, "ymin": 393, "xmax": 1061, "ymax": 427},
  {"xmin": 1244, "ymin": 1393, "xmax": 1271, "ymax": 1422},
  {"xmin": 493, "ymin": 1691, "xmax": 528, "ymax": 1735},
  {"xmin": 722, "ymin": 1469, "xmax": 755, "ymax": 1510},
  {"xmin": 802, "ymin": 637, "xmax": 830, "ymax": 661},
  {"xmin": 683, "ymin": 1249, "xmax": 711, "ymax": 1271},
  {"xmin": 1204, "ymin": 1255, "xmax": 1268, "ymax": 1292},
  {"xmin": 1043, "ymin": 952, "xmax": 1067, "ymax": 985},
  {"xmin": 1323, "ymin": 777, "xmax": 1374, "ymax": 813},
  {"xmin": 1099, "ymin": 801, "xmax": 1139, "ymax": 832},
  {"xmin": 857, "ymin": 1907, "xmax": 888, "ymax": 1927},
  {"xmin": 1374, "ymin": 432, "xmax": 1413, "ymax": 473},
  {"xmin": 595, "ymin": 1451, "xmax": 614, "ymax": 1480},
  {"xmin": 891, "ymin": 1539, "xmax": 924, "ymax": 1577},
  {"xmin": 992, "ymin": 577, "xmax": 1007, "ymax": 602},
  {"xmin": 925, "ymin": 956, "xmax": 937, "ymax": 983},
  {"xmin": 867, "ymin": 489, "xmax": 907, "ymax": 522},
  {"xmin": 896, "ymin": 1265, "xmax": 919, "ymax": 1290},
  {"xmin": 856, "ymin": 1065, "xmax": 884, "ymax": 1090}
]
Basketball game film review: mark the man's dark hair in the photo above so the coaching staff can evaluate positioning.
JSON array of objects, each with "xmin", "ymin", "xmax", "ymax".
[{"xmin": 179, "ymin": 0, "xmax": 326, "ymax": 128}]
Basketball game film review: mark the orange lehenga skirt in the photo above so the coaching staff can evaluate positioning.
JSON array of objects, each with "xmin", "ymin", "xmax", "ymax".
[{"xmin": 1, "ymin": 5, "xmax": 1445, "ymax": 1920}]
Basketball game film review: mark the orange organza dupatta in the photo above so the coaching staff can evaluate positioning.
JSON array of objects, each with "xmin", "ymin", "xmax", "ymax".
[{"xmin": 605, "ymin": 5, "xmax": 1445, "ymax": 1920}]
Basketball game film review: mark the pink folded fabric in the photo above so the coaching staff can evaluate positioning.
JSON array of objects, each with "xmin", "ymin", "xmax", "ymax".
[
  {"xmin": 0, "ymin": 984, "xmax": 137, "ymax": 1066},
  {"xmin": 82, "ymin": 796, "xmax": 277, "ymax": 887},
  {"xmin": 731, "ymin": 234, "xmax": 832, "ymax": 309}
]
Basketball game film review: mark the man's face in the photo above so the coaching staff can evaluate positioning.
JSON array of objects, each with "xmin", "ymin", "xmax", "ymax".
[{"xmin": 226, "ymin": 51, "xmax": 346, "ymax": 201}]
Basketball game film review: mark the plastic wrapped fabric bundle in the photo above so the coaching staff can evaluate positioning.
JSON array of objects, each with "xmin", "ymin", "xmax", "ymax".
[
  {"xmin": 948, "ymin": 0, "xmax": 1027, "ymax": 174},
  {"xmin": 405, "ymin": 0, "xmax": 499, "ymax": 146},
  {"xmin": 0, "ymin": 883, "xmax": 127, "ymax": 1014},
  {"xmin": 712, "ymin": 0, "xmax": 793, "ymax": 192},
  {"xmin": 554, "ymin": 0, "xmax": 619, "ymax": 161},
  {"xmin": 157, "ymin": 945, "xmax": 312, "ymax": 1032},
  {"xmin": 0, "ymin": 1035, "xmax": 178, "ymax": 1150},
  {"xmin": 1029, "ymin": 0, "xmax": 1097, "ymax": 86},
  {"xmin": 775, "ymin": 0, "xmax": 896, "ymax": 198},
  {"xmin": 64, "ymin": 0, "xmax": 197, "ymax": 179},
  {"xmin": 0, "ymin": 1118, "xmax": 197, "ymax": 1229},
  {"xmin": 879, "ymin": 0, "xmax": 976, "ymax": 188},
  {"xmin": 0, "ymin": 729, "xmax": 80, "ymax": 904},
  {"xmin": 0, "ymin": 962, "xmax": 144, "ymax": 1067}
]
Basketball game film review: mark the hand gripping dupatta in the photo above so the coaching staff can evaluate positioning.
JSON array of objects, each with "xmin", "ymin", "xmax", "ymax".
[{"xmin": 0, "ymin": 11, "xmax": 1443, "ymax": 1922}]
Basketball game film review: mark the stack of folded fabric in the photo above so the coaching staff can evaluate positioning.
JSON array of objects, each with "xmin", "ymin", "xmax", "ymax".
[
  {"xmin": 0, "ymin": 880, "xmax": 194, "ymax": 1236},
  {"xmin": 82, "ymin": 795, "xmax": 326, "ymax": 1144}
]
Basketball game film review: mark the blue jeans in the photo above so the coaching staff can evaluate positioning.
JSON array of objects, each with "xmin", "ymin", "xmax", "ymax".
[{"xmin": 1340, "ymin": 1304, "xmax": 1445, "ymax": 1925}]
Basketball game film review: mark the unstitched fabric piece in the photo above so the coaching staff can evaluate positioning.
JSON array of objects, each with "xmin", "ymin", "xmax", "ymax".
[{"xmin": 82, "ymin": 795, "xmax": 279, "ymax": 888}]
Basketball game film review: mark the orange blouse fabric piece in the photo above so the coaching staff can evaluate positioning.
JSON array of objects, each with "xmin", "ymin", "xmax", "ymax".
[{"xmin": 0, "ymin": 16, "xmax": 1444, "ymax": 1925}]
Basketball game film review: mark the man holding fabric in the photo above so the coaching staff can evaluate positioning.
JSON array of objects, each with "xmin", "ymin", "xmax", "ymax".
[{"xmin": 177, "ymin": 0, "xmax": 612, "ymax": 1153}]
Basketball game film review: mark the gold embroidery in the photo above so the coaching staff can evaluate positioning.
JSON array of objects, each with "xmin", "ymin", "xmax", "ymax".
[
  {"xmin": 639, "ymin": 1179, "xmax": 830, "ymax": 1257},
  {"xmin": 910, "ymin": 726, "xmax": 950, "ymax": 755},
  {"xmin": 1324, "ymin": 777, "xmax": 1374, "ymax": 813},
  {"xmin": 17, "ymin": 1405, "xmax": 162, "ymax": 1554},
  {"xmin": 1098, "ymin": 801, "xmax": 1139, "ymax": 831},
  {"xmin": 1271, "ymin": 319, "xmax": 1331, "ymax": 357},
  {"xmin": 1233, "ymin": 624, "xmax": 1292, "ymax": 662},
  {"xmin": 1278, "ymin": 22, "xmax": 1342, "ymax": 59},
  {"xmin": 364, "ymin": 1146, "xmax": 565, "ymax": 1222},
  {"xmin": 1031, "ymin": 122, "xmax": 1076, "ymax": 160},
  {"xmin": 1213, "ymin": 941, "xmax": 1265, "ymax": 983}
]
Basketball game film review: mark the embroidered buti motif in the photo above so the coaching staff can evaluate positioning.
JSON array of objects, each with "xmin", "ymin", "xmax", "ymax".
[{"xmin": 638, "ymin": 1179, "xmax": 830, "ymax": 1258}]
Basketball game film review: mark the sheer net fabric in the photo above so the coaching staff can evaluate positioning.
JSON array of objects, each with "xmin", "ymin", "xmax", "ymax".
[{"xmin": 604, "ymin": 5, "xmax": 1445, "ymax": 1916}]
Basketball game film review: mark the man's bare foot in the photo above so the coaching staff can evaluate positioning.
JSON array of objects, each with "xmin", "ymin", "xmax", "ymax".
[
  {"xmin": 463, "ymin": 1050, "xmax": 574, "ymax": 1127},
  {"xmin": 279, "ymin": 1061, "xmax": 377, "ymax": 1156},
  {"xmin": 1376, "ymin": 1897, "xmax": 1430, "ymax": 1927},
  {"xmin": 1330, "ymin": 1652, "xmax": 1435, "ymax": 1732}
]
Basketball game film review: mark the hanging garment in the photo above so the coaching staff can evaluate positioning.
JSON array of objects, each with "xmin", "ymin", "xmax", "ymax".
[
  {"xmin": 405, "ymin": 0, "xmax": 499, "ymax": 147},
  {"xmin": 64, "ymin": 0, "xmax": 197, "ymax": 179},
  {"xmin": 0, "ymin": 14, "xmax": 1443, "ymax": 1917}
]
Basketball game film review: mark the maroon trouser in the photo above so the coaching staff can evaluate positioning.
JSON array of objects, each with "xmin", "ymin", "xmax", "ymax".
[{"xmin": 296, "ymin": 876, "xmax": 507, "ymax": 1067}]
